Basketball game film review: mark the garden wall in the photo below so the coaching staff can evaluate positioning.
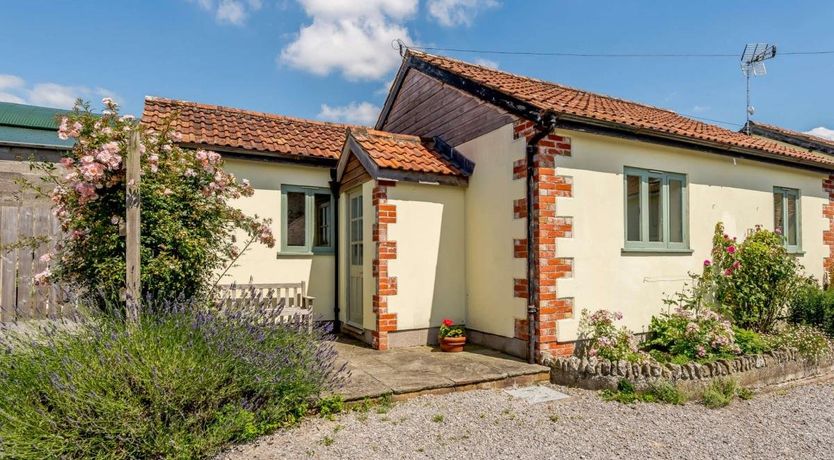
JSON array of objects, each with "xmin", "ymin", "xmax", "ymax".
[{"xmin": 545, "ymin": 351, "xmax": 834, "ymax": 391}]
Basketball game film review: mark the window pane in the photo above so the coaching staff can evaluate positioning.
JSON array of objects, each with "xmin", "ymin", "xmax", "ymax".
[
  {"xmin": 648, "ymin": 176, "xmax": 662, "ymax": 242},
  {"xmin": 773, "ymin": 191, "xmax": 784, "ymax": 236},
  {"xmin": 626, "ymin": 175, "xmax": 641, "ymax": 241},
  {"xmin": 786, "ymin": 193, "xmax": 798, "ymax": 246},
  {"xmin": 286, "ymin": 191, "xmax": 306, "ymax": 247},
  {"xmin": 314, "ymin": 194, "xmax": 331, "ymax": 247},
  {"xmin": 669, "ymin": 179, "xmax": 683, "ymax": 243}
]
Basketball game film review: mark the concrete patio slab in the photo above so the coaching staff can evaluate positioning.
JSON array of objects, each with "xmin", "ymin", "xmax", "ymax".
[{"xmin": 332, "ymin": 337, "xmax": 549, "ymax": 401}]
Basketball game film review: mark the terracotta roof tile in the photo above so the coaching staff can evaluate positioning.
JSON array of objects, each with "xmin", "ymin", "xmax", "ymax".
[
  {"xmin": 408, "ymin": 50, "xmax": 834, "ymax": 169},
  {"xmin": 748, "ymin": 121, "xmax": 834, "ymax": 152},
  {"xmin": 351, "ymin": 129, "xmax": 465, "ymax": 177},
  {"xmin": 141, "ymin": 96, "xmax": 350, "ymax": 161}
]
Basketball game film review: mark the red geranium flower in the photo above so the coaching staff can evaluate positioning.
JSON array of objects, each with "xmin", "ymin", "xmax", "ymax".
[{"xmin": 442, "ymin": 318, "xmax": 453, "ymax": 327}]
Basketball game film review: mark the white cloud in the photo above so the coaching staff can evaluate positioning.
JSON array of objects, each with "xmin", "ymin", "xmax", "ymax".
[
  {"xmin": 427, "ymin": 0, "xmax": 498, "ymax": 27},
  {"xmin": 0, "ymin": 74, "xmax": 25, "ymax": 90},
  {"xmin": 280, "ymin": 0, "xmax": 418, "ymax": 81},
  {"xmin": 473, "ymin": 57, "xmax": 498, "ymax": 69},
  {"xmin": 691, "ymin": 105, "xmax": 710, "ymax": 113},
  {"xmin": 0, "ymin": 75, "xmax": 118, "ymax": 109},
  {"xmin": 318, "ymin": 101, "xmax": 380, "ymax": 125},
  {"xmin": 190, "ymin": 0, "xmax": 262, "ymax": 25},
  {"xmin": 805, "ymin": 127, "xmax": 834, "ymax": 141}
]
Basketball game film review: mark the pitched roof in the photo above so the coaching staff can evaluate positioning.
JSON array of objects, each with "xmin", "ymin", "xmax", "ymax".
[
  {"xmin": 399, "ymin": 50, "xmax": 834, "ymax": 170},
  {"xmin": 141, "ymin": 97, "xmax": 349, "ymax": 162},
  {"xmin": 746, "ymin": 121, "xmax": 834, "ymax": 155},
  {"xmin": 350, "ymin": 129, "xmax": 467, "ymax": 177},
  {"xmin": 0, "ymin": 102, "xmax": 73, "ymax": 149}
]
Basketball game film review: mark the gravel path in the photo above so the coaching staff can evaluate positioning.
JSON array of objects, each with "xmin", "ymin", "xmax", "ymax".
[{"xmin": 221, "ymin": 381, "xmax": 834, "ymax": 459}]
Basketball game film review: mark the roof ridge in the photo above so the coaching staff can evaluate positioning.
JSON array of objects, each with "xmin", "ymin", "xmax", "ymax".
[
  {"xmin": 407, "ymin": 49, "xmax": 681, "ymax": 117},
  {"xmin": 748, "ymin": 120, "xmax": 834, "ymax": 150},
  {"xmin": 144, "ymin": 96, "xmax": 361, "ymax": 129},
  {"xmin": 353, "ymin": 127, "xmax": 424, "ymax": 142}
]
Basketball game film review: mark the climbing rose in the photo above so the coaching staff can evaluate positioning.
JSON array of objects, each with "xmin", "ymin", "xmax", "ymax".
[
  {"xmin": 703, "ymin": 259, "xmax": 711, "ymax": 267},
  {"xmin": 726, "ymin": 245, "xmax": 736, "ymax": 254}
]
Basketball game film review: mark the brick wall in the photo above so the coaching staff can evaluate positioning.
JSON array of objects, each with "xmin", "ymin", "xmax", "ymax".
[
  {"xmin": 512, "ymin": 119, "xmax": 576, "ymax": 362},
  {"xmin": 372, "ymin": 180, "xmax": 398, "ymax": 350},
  {"xmin": 824, "ymin": 175, "xmax": 834, "ymax": 278}
]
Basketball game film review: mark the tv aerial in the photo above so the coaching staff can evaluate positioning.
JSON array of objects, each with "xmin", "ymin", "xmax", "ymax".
[{"xmin": 740, "ymin": 43, "xmax": 777, "ymax": 133}]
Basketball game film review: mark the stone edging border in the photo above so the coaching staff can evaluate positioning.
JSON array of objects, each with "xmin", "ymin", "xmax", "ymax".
[{"xmin": 544, "ymin": 349, "xmax": 834, "ymax": 391}]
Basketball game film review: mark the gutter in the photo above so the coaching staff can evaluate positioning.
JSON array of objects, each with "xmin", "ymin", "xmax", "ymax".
[
  {"xmin": 525, "ymin": 111, "xmax": 558, "ymax": 364},
  {"xmin": 329, "ymin": 169, "xmax": 341, "ymax": 334}
]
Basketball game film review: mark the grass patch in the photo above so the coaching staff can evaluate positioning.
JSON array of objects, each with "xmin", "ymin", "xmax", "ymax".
[
  {"xmin": 701, "ymin": 378, "xmax": 753, "ymax": 408},
  {"xmin": 432, "ymin": 414, "xmax": 445, "ymax": 423},
  {"xmin": 601, "ymin": 379, "xmax": 687, "ymax": 405}
]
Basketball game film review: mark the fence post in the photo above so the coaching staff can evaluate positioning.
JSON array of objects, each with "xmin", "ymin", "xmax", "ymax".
[{"xmin": 125, "ymin": 129, "xmax": 141, "ymax": 323}]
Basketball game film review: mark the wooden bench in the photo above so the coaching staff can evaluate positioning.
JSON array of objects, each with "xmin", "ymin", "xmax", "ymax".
[{"xmin": 217, "ymin": 282, "xmax": 315, "ymax": 331}]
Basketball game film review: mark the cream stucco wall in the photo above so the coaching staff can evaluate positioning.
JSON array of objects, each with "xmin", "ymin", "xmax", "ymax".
[
  {"xmin": 386, "ymin": 182, "xmax": 466, "ymax": 330},
  {"xmin": 456, "ymin": 125, "xmax": 528, "ymax": 338},
  {"xmin": 554, "ymin": 130, "xmax": 829, "ymax": 340},
  {"xmin": 223, "ymin": 158, "xmax": 335, "ymax": 320}
]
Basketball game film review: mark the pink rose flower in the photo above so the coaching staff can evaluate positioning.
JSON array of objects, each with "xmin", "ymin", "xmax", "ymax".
[{"xmin": 726, "ymin": 245, "xmax": 736, "ymax": 254}]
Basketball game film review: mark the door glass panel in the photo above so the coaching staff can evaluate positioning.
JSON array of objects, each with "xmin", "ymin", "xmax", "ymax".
[
  {"xmin": 648, "ymin": 176, "xmax": 662, "ymax": 242},
  {"xmin": 286, "ymin": 191, "xmax": 306, "ymax": 246},
  {"xmin": 786, "ymin": 193, "xmax": 797, "ymax": 246},
  {"xmin": 669, "ymin": 179, "xmax": 683, "ymax": 243},
  {"xmin": 626, "ymin": 175, "xmax": 641, "ymax": 242}
]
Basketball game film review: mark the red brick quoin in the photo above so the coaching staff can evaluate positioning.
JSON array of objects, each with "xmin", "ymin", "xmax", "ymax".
[
  {"xmin": 513, "ymin": 119, "xmax": 575, "ymax": 361},
  {"xmin": 823, "ymin": 175, "xmax": 834, "ymax": 278},
  {"xmin": 372, "ymin": 180, "xmax": 398, "ymax": 350}
]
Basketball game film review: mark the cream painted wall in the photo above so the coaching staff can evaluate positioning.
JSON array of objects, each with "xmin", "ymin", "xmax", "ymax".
[
  {"xmin": 456, "ymin": 125, "xmax": 528, "ymax": 338},
  {"xmin": 554, "ymin": 130, "xmax": 829, "ymax": 340},
  {"xmin": 223, "ymin": 157, "xmax": 335, "ymax": 320},
  {"xmin": 386, "ymin": 182, "xmax": 466, "ymax": 330}
]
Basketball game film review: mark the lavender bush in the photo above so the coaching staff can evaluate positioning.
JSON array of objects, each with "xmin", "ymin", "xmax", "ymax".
[{"xmin": 0, "ymin": 290, "xmax": 345, "ymax": 459}]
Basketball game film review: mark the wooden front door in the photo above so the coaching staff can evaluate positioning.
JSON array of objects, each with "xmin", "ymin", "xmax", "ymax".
[{"xmin": 347, "ymin": 191, "xmax": 364, "ymax": 327}]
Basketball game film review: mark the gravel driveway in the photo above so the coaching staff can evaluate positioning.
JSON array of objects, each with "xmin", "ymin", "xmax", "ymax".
[{"xmin": 221, "ymin": 380, "xmax": 834, "ymax": 459}]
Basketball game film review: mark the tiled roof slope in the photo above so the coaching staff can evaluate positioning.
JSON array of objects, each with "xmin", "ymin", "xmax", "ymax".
[
  {"xmin": 407, "ymin": 50, "xmax": 834, "ymax": 169},
  {"xmin": 142, "ymin": 97, "xmax": 349, "ymax": 161},
  {"xmin": 351, "ymin": 129, "xmax": 465, "ymax": 176},
  {"xmin": 747, "ymin": 121, "xmax": 834, "ymax": 152}
]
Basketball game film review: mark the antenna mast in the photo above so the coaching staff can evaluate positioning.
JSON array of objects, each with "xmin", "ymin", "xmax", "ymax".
[{"xmin": 740, "ymin": 43, "xmax": 777, "ymax": 134}]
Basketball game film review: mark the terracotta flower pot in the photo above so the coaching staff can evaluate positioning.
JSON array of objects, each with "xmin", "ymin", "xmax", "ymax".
[{"xmin": 440, "ymin": 336, "xmax": 466, "ymax": 352}]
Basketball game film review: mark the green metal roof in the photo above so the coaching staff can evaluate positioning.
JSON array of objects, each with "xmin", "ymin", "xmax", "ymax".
[{"xmin": 0, "ymin": 102, "xmax": 73, "ymax": 149}]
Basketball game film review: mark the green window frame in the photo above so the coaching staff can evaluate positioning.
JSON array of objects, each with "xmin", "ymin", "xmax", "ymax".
[
  {"xmin": 773, "ymin": 186, "xmax": 802, "ymax": 253},
  {"xmin": 623, "ymin": 167, "xmax": 689, "ymax": 252},
  {"xmin": 280, "ymin": 185, "xmax": 334, "ymax": 254}
]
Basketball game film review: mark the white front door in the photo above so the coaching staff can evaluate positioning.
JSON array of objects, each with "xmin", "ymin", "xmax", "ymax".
[{"xmin": 347, "ymin": 191, "xmax": 364, "ymax": 327}]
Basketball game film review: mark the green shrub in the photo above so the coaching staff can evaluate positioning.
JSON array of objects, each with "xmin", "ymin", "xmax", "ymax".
[
  {"xmin": 769, "ymin": 323, "xmax": 832, "ymax": 360},
  {"xmin": 789, "ymin": 281, "xmax": 834, "ymax": 337},
  {"xmin": 702, "ymin": 378, "xmax": 737, "ymax": 408},
  {"xmin": 708, "ymin": 224, "xmax": 802, "ymax": 333},
  {"xmin": 733, "ymin": 327, "xmax": 773, "ymax": 355},
  {"xmin": 643, "ymin": 308, "xmax": 740, "ymax": 362},
  {"xmin": 0, "ymin": 298, "xmax": 342, "ymax": 459},
  {"xmin": 578, "ymin": 309, "xmax": 644, "ymax": 362},
  {"xmin": 601, "ymin": 379, "xmax": 686, "ymax": 405},
  {"xmin": 317, "ymin": 395, "xmax": 346, "ymax": 419}
]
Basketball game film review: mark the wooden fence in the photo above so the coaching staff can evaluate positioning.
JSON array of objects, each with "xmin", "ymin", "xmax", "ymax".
[{"xmin": 0, "ymin": 205, "xmax": 65, "ymax": 321}]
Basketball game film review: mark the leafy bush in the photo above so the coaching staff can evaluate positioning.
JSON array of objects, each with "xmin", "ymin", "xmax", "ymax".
[
  {"xmin": 789, "ymin": 280, "xmax": 834, "ymax": 337},
  {"xmin": 701, "ymin": 378, "xmax": 739, "ymax": 408},
  {"xmin": 23, "ymin": 99, "xmax": 274, "ymax": 311},
  {"xmin": 0, "ymin": 295, "xmax": 343, "ymax": 459},
  {"xmin": 769, "ymin": 323, "xmax": 832, "ymax": 360},
  {"xmin": 578, "ymin": 309, "xmax": 643, "ymax": 362},
  {"xmin": 643, "ymin": 307, "xmax": 741, "ymax": 362},
  {"xmin": 601, "ymin": 379, "xmax": 686, "ymax": 405},
  {"xmin": 707, "ymin": 223, "xmax": 802, "ymax": 333},
  {"xmin": 732, "ymin": 327, "xmax": 773, "ymax": 355}
]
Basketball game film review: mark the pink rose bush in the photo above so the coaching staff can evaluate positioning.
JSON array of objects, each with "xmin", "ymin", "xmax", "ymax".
[{"xmin": 26, "ymin": 99, "xmax": 274, "ymax": 309}]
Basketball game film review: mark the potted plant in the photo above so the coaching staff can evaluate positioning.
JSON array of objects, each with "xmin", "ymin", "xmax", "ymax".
[{"xmin": 439, "ymin": 318, "xmax": 466, "ymax": 352}]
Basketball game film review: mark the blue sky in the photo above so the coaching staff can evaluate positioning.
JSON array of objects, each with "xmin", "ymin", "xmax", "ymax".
[{"xmin": 2, "ymin": 1, "xmax": 833, "ymax": 137}]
